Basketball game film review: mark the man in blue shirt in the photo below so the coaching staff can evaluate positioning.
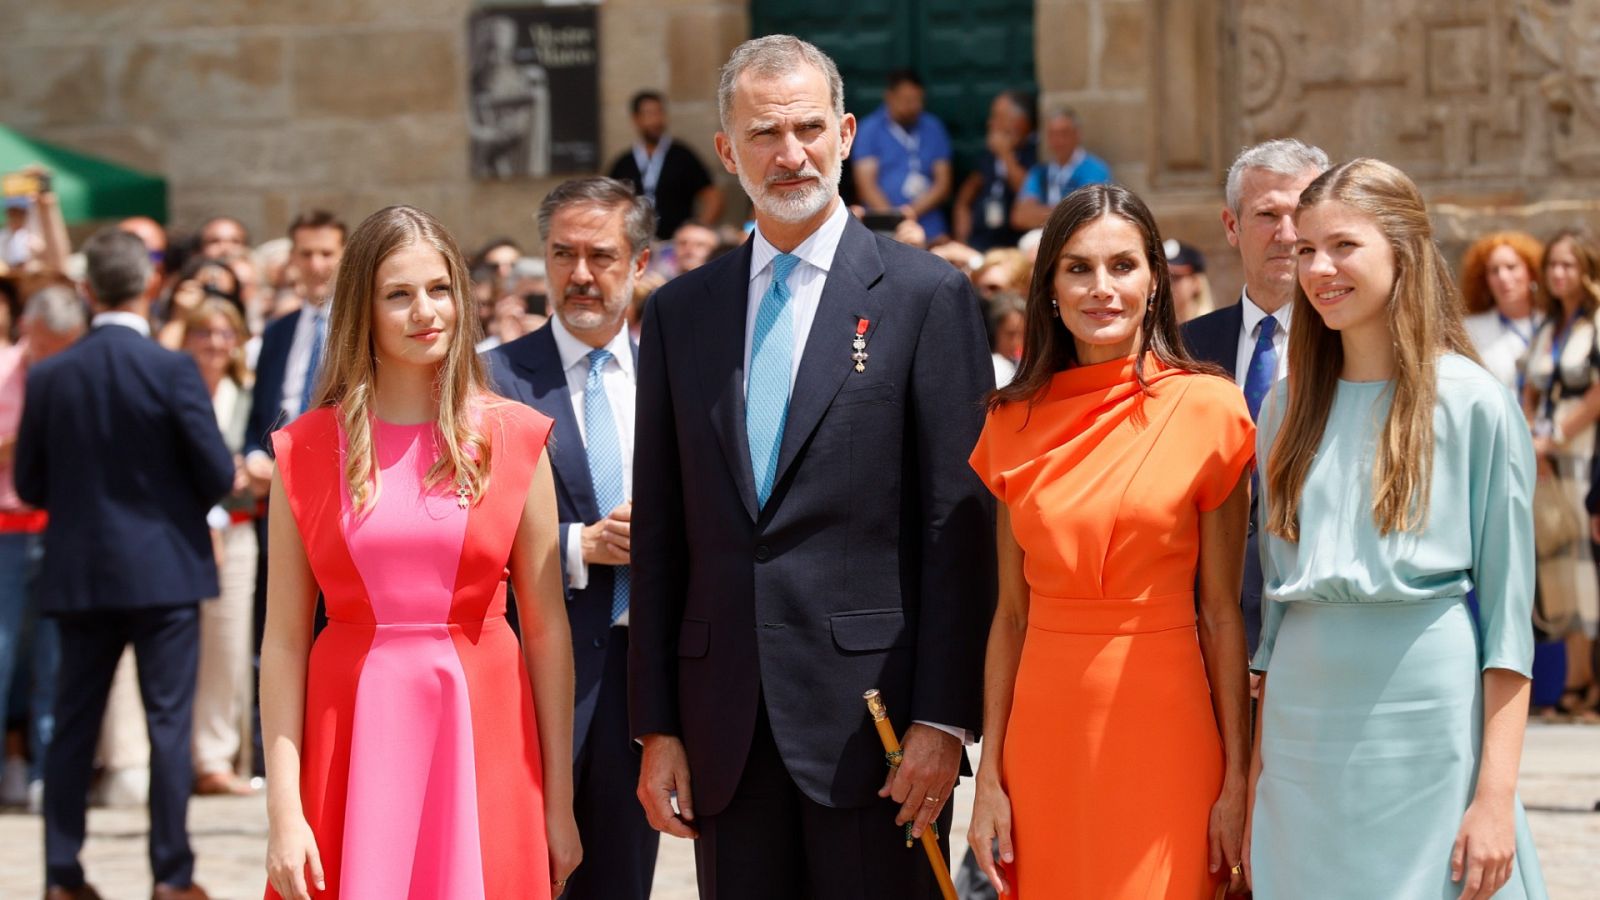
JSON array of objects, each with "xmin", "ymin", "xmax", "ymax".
[
  {"xmin": 1010, "ymin": 107, "xmax": 1113, "ymax": 231},
  {"xmin": 852, "ymin": 69, "xmax": 954, "ymax": 242}
]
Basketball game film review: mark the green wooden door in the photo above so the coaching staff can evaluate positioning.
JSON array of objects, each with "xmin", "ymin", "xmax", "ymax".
[{"xmin": 750, "ymin": 0, "xmax": 1036, "ymax": 176}]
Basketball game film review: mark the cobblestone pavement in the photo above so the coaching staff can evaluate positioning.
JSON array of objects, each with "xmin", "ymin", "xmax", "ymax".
[{"xmin": 2, "ymin": 724, "xmax": 1594, "ymax": 899}]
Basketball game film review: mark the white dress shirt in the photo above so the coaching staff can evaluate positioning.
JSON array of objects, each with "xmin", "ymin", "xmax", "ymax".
[
  {"xmin": 551, "ymin": 315, "xmax": 636, "ymax": 597},
  {"xmin": 743, "ymin": 202, "xmax": 969, "ymax": 745},
  {"xmin": 280, "ymin": 301, "xmax": 331, "ymax": 423},
  {"xmin": 743, "ymin": 201, "xmax": 851, "ymax": 394},
  {"xmin": 1234, "ymin": 290, "xmax": 1292, "ymax": 385},
  {"xmin": 91, "ymin": 310, "xmax": 152, "ymax": 338}
]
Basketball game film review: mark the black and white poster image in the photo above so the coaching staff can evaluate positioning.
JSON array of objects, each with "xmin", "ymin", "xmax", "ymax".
[{"xmin": 467, "ymin": 5, "xmax": 600, "ymax": 179}]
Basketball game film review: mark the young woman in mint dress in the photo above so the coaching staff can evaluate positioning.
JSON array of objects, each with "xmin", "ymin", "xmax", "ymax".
[{"xmin": 1247, "ymin": 158, "xmax": 1548, "ymax": 899}]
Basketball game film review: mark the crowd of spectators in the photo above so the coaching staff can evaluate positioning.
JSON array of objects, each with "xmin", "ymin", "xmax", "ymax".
[{"xmin": 0, "ymin": 79, "xmax": 1591, "ymax": 885}]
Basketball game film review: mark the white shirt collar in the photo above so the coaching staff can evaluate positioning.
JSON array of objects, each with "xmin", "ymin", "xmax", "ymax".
[
  {"xmin": 1240, "ymin": 288, "xmax": 1292, "ymax": 337},
  {"xmin": 550, "ymin": 313, "xmax": 634, "ymax": 377},
  {"xmin": 1050, "ymin": 147, "xmax": 1088, "ymax": 172},
  {"xmin": 92, "ymin": 310, "xmax": 152, "ymax": 338},
  {"xmin": 749, "ymin": 201, "xmax": 850, "ymax": 283}
]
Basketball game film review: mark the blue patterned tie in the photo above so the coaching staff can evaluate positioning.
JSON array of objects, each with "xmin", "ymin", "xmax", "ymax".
[
  {"xmin": 584, "ymin": 348, "xmax": 629, "ymax": 623},
  {"xmin": 300, "ymin": 307, "xmax": 327, "ymax": 416},
  {"xmin": 1243, "ymin": 316, "xmax": 1278, "ymax": 421},
  {"xmin": 748, "ymin": 253, "xmax": 801, "ymax": 507}
]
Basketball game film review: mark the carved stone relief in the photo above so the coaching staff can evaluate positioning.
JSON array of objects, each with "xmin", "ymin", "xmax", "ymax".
[{"xmin": 1225, "ymin": 0, "xmax": 1600, "ymax": 185}]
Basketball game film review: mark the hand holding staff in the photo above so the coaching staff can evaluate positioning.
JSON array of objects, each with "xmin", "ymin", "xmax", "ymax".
[{"xmin": 864, "ymin": 689, "xmax": 959, "ymax": 900}]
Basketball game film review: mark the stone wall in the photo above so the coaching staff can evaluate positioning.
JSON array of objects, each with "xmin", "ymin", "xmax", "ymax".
[
  {"xmin": 0, "ymin": 0, "xmax": 746, "ymax": 251},
  {"xmin": 1035, "ymin": 0, "xmax": 1600, "ymax": 297},
  {"xmin": 4, "ymin": 0, "xmax": 1599, "ymax": 282}
]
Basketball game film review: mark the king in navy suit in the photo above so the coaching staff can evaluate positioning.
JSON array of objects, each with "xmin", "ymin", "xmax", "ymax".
[
  {"xmin": 17, "ymin": 229, "xmax": 234, "ymax": 900},
  {"xmin": 487, "ymin": 178, "xmax": 660, "ymax": 900},
  {"xmin": 628, "ymin": 37, "xmax": 995, "ymax": 898}
]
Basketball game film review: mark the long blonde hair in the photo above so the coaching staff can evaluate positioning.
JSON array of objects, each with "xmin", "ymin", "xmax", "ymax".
[
  {"xmin": 311, "ymin": 205, "xmax": 492, "ymax": 512},
  {"xmin": 1265, "ymin": 158, "xmax": 1479, "ymax": 541}
]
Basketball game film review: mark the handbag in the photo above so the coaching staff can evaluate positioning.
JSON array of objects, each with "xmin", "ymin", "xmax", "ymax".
[
  {"xmin": 1532, "ymin": 467, "xmax": 1583, "ymax": 560},
  {"xmin": 1532, "ymin": 458, "xmax": 1585, "ymax": 635}
]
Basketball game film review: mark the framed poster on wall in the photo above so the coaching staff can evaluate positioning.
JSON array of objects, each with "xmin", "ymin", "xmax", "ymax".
[{"xmin": 468, "ymin": 4, "xmax": 600, "ymax": 179}]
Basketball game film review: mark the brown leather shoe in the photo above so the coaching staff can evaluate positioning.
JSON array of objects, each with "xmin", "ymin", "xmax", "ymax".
[
  {"xmin": 151, "ymin": 884, "xmax": 210, "ymax": 900},
  {"xmin": 44, "ymin": 885, "xmax": 103, "ymax": 900},
  {"xmin": 193, "ymin": 770, "xmax": 256, "ymax": 796}
]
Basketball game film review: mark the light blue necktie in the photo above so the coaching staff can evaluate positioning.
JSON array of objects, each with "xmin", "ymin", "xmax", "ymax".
[
  {"xmin": 300, "ymin": 308, "xmax": 327, "ymax": 416},
  {"xmin": 1243, "ymin": 316, "xmax": 1278, "ymax": 421},
  {"xmin": 584, "ymin": 348, "xmax": 629, "ymax": 623},
  {"xmin": 747, "ymin": 253, "xmax": 801, "ymax": 507}
]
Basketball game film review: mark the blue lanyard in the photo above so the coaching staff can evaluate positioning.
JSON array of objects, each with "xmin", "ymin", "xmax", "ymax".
[
  {"xmin": 1498, "ymin": 312, "xmax": 1535, "ymax": 349},
  {"xmin": 1544, "ymin": 309, "xmax": 1583, "ymax": 419}
]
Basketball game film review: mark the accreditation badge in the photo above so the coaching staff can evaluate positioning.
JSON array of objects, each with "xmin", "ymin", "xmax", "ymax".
[
  {"xmin": 985, "ymin": 196, "xmax": 1005, "ymax": 229},
  {"xmin": 901, "ymin": 170, "xmax": 930, "ymax": 201}
]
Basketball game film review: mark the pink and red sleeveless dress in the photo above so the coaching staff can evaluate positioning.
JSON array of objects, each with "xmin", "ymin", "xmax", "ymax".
[{"xmin": 265, "ymin": 402, "xmax": 555, "ymax": 899}]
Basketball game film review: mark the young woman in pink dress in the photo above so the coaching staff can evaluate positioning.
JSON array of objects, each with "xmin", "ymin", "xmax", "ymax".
[{"xmin": 260, "ymin": 205, "xmax": 580, "ymax": 899}]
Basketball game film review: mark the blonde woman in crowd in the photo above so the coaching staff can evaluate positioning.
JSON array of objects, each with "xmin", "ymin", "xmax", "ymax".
[
  {"xmin": 180, "ymin": 299, "xmax": 258, "ymax": 797},
  {"xmin": 1248, "ymin": 158, "xmax": 1546, "ymax": 898},
  {"xmin": 261, "ymin": 205, "xmax": 578, "ymax": 899},
  {"xmin": 971, "ymin": 247, "xmax": 1031, "ymax": 301},
  {"xmin": 1460, "ymin": 231, "xmax": 1543, "ymax": 392},
  {"xmin": 1523, "ymin": 228, "xmax": 1600, "ymax": 720}
]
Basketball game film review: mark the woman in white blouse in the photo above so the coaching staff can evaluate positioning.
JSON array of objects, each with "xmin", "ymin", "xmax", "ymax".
[{"xmin": 1460, "ymin": 231, "xmax": 1542, "ymax": 391}]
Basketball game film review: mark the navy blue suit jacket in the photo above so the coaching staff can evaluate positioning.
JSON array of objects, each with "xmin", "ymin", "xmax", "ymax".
[
  {"xmin": 245, "ymin": 308, "xmax": 301, "ymax": 458},
  {"xmin": 1181, "ymin": 302, "xmax": 1264, "ymax": 653},
  {"xmin": 628, "ymin": 215, "xmax": 996, "ymax": 815},
  {"xmin": 14, "ymin": 323, "xmax": 235, "ymax": 614},
  {"xmin": 486, "ymin": 325, "xmax": 635, "ymax": 761}
]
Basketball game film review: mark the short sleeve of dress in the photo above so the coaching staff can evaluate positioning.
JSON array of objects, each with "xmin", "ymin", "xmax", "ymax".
[
  {"xmin": 1467, "ymin": 380, "xmax": 1537, "ymax": 676},
  {"xmin": 493, "ymin": 401, "xmax": 555, "ymax": 466},
  {"xmin": 1191, "ymin": 377, "xmax": 1257, "ymax": 512},
  {"xmin": 967, "ymin": 405, "xmax": 1016, "ymax": 503}
]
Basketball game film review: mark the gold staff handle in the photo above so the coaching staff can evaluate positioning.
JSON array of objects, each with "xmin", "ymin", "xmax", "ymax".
[{"xmin": 864, "ymin": 689, "xmax": 958, "ymax": 900}]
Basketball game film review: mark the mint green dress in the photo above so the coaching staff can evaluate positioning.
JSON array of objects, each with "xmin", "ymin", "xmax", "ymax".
[{"xmin": 1251, "ymin": 354, "xmax": 1548, "ymax": 899}]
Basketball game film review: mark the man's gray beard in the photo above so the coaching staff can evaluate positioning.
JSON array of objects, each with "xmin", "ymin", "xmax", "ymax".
[
  {"xmin": 739, "ymin": 160, "xmax": 841, "ymax": 225},
  {"xmin": 559, "ymin": 277, "xmax": 633, "ymax": 334}
]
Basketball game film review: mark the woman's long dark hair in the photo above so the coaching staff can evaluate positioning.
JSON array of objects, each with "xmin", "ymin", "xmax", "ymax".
[{"xmin": 991, "ymin": 183, "xmax": 1219, "ymax": 410}]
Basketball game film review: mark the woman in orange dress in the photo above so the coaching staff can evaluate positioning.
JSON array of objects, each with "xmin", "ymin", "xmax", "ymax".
[
  {"xmin": 259, "ymin": 206, "xmax": 580, "ymax": 899},
  {"xmin": 966, "ymin": 184, "xmax": 1253, "ymax": 898}
]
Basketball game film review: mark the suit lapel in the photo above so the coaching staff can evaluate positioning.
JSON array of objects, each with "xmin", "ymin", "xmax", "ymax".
[
  {"xmin": 694, "ymin": 242, "xmax": 760, "ymax": 522},
  {"xmin": 507, "ymin": 329, "xmax": 599, "ymax": 521},
  {"xmin": 772, "ymin": 218, "xmax": 886, "ymax": 491}
]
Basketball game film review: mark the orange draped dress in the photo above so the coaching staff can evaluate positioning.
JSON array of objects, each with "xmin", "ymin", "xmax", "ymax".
[{"xmin": 969, "ymin": 355, "xmax": 1254, "ymax": 899}]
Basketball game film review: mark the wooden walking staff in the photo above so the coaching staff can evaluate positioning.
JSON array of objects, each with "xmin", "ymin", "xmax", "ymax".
[{"xmin": 863, "ymin": 689, "xmax": 959, "ymax": 900}]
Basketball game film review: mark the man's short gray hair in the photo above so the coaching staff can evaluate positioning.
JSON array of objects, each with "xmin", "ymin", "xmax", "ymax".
[
  {"xmin": 536, "ymin": 177, "xmax": 657, "ymax": 260},
  {"xmin": 1045, "ymin": 106, "xmax": 1081, "ymax": 129},
  {"xmin": 82, "ymin": 228, "xmax": 152, "ymax": 307},
  {"xmin": 717, "ymin": 35, "xmax": 845, "ymax": 134},
  {"xmin": 22, "ymin": 285, "xmax": 86, "ymax": 336},
  {"xmin": 1224, "ymin": 139, "xmax": 1330, "ymax": 213}
]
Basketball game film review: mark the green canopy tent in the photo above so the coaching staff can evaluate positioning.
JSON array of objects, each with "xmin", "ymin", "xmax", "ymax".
[{"xmin": 0, "ymin": 125, "xmax": 166, "ymax": 224}]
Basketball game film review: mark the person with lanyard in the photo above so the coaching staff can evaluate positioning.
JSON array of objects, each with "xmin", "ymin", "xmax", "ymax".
[
  {"xmin": 952, "ymin": 90, "xmax": 1036, "ymax": 252},
  {"xmin": 1009, "ymin": 108, "xmax": 1113, "ymax": 231},
  {"xmin": 1524, "ymin": 228, "xmax": 1600, "ymax": 722},
  {"xmin": 852, "ymin": 69, "xmax": 955, "ymax": 243},
  {"xmin": 1460, "ymin": 232, "xmax": 1544, "ymax": 394},
  {"xmin": 606, "ymin": 90, "xmax": 724, "ymax": 241}
]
